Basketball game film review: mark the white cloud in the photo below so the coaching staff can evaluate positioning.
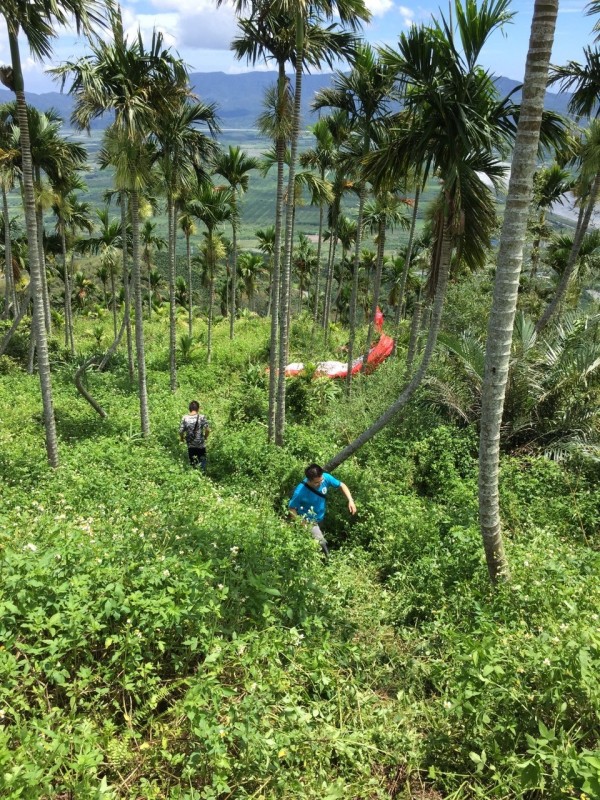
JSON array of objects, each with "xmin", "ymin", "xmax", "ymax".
[
  {"xmin": 398, "ymin": 4, "xmax": 415, "ymax": 27},
  {"xmin": 365, "ymin": 0, "xmax": 394, "ymax": 18}
]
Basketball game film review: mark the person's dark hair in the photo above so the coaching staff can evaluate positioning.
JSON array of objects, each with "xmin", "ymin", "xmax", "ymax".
[
  {"xmin": 189, "ymin": 400, "xmax": 199, "ymax": 412},
  {"xmin": 305, "ymin": 463, "xmax": 323, "ymax": 481}
]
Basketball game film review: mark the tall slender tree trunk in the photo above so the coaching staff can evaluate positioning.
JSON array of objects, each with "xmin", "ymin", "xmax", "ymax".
[
  {"xmin": 60, "ymin": 223, "xmax": 74, "ymax": 356},
  {"xmin": 405, "ymin": 298, "xmax": 423, "ymax": 376},
  {"xmin": 229, "ymin": 199, "xmax": 238, "ymax": 339},
  {"xmin": 9, "ymin": 33, "xmax": 58, "ymax": 466},
  {"xmin": 110, "ymin": 268, "xmax": 117, "ymax": 339},
  {"xmin": 325, "ymin": 226, "xmax": 453, "ymax": 472},
  {"xmin": 167, "ymin": 194, "xmax": 177, "ymax": 392},
  {"xmin": 120, "ymin": 193, "xmax": 134, "ymax": 383},
  {"xmin": 362, "ymin": 216, "xmax": 386, "ymax": 372},
  {"xmin": 393, "ymin": 184, "xmax": 421, "ymax": 355},
  {"xmin": 186, "ymin": 232, "xmax": 193, "ymax": 337},
  {"xmin": 207, "ymin": 233, "xmax": 215, "ymax": 364},
  {"xmin": 345, "ymin": 180, "xmax": 367, "ymax": 394},
  {"xmin": 267, "ymin": 63, "xmax": 288, "ymax": 441},
  {"xmin": 323, "ymin": 222, "xmax": 337, "ymax": 342},
  {"xmin": 311, "ymin": 198, "xmax": 325, "ymax": 338},
  {"xmin": 479, "ymin": 0, "xmax": 558, "ymax": 584},
  {"xmin": 535, "ymin": 171, "xmax": 600, "ymax": 333},
  {"xmin": 130, "ymin": 190, "xmax": 150, "ymax": 436},
  {"xmin": 0, "ymin": 285, "xmax": 30, "ymax": 356},
  {"xmin": 34, "ymin": 166, "xmax": 51, "ymax": 335},
  {"xmin": 2, "ymin": 185, "xmax": 15, "ymax": 318},
  {"xmin": 275, "ymin": 25, "xmax": 304, "ymax": 445}
]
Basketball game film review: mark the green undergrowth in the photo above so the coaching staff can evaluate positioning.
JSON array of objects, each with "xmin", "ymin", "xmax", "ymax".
[{"xmin": 0, "ymin": 314, "xmax": 599, "ymax": 799}]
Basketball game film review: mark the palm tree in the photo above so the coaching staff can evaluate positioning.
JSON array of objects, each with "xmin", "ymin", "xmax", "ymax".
[
  {"xmin": 255, "ymin": 225, "xmax": 276, "ymax": 315},
  {"xmin": 0, "ymin": 0, "xmax": 103, "ymax": 466},
  {"xmin": 152, "ymin": 98, "xmax": 219, "ymax": 391},
  {"xmin": 230, "ymin": 0, "xmax": 368, "ymax": 443},
  {"xmin": 529, "ymin": 164, "xmax": 575, "ymax": 280},
  {"xmin": 77, "ymin": 205, "xmax": 126, "ymax": 339},
  {"xmin": 189, "ymin": 181, "xmax": 234, "ymax": 362},
  {"xmin": 324, "ymin": 0, "xmax": 516, "ymax": 473},
  {"xmin": 178, "ymin": 210, "xmax": 196, "ymax": 335},
  {"xmin": 140, "ymin": 220, "xmax": 166, "ymax": 320},
  {"xmin": 214, "ymin": 145, "xmax": 259, "ymax": 338},
  {"xmin": 314, "ymin": 43, "xmax": 395, "ymax": 393},
  {"xmin": 478, "ymin": 0, "xmax": 559, "ymax": 583},
  {"xmin": 55, "ymin": 11, "xmax": 189, "ymax": 435},
  {"xmin": 237, "ymin": 250, "xmax": 264, "ymax": 311},
  {"xmin": 535, "ymin": 121, "xmax": 600, "ymax": 333},
  {"xmin": 360, "ymin": 191, "xmax": 410, "ymax": 370}
]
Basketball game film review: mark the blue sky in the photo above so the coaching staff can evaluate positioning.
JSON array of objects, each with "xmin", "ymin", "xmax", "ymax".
[{"xmin": 1, "ymin": 0, "xmax": 595, "ymax": 93}]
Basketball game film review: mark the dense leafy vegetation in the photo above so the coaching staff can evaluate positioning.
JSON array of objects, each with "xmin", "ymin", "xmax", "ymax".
[{"xmin": 1, "ymin": 310, "xmax": 598, "ymax": 799}]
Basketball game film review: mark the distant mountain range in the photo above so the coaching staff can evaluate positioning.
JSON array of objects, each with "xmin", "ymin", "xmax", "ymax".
[{"xmin": 0, "ymin": 71, "xmax": 573, "ymax": 131}]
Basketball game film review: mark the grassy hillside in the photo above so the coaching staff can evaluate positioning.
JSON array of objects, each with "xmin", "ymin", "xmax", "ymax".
[{"xmin": 0, "ymin": 307, "xmax": 598, "ymax": 799}]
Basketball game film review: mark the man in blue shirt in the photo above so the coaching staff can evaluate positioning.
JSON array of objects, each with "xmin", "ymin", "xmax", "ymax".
[{"xmin": 289, "ymin": 463, "xmax": 357, "ymax": 555}]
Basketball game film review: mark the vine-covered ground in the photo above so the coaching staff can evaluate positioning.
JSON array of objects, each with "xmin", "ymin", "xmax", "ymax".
[{"xmin": 0, "ymin": 313, "xmax": 598, "ymax": 799}]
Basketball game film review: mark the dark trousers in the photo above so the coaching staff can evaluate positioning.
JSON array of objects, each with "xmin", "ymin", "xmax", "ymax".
[{"xmin": 188, "ymin": 447, "xmax": 207, "ymax": 472}]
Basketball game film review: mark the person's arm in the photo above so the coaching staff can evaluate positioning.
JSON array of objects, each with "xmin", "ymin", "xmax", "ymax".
[{"xmin": 339, "ymin": 482, "xmax": 357, "ymax": 515}]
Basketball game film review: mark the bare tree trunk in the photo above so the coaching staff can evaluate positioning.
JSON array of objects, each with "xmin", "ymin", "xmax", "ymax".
[
  {"xmin": 207, "ymin": 238, "xmax": 214, "ymax": 364},
  {"xmin": 110, "ymin": 269, "xmax": 117, "ymax": 339},
  {"xmin": 186, "ymin": 232, "xmax": 193, "ymax": 337},
  {"xmin": 0, "ymin": 285, "xmax": 30, "ymax": 356},
  {"xmin": 34, "ymin": 166, "xmax": 51, "ymax": 335},
  {"xmin": 405, "ymin": 299, "xmax": 422, "ymax": 375},
  {"xmin": 130, "ymin": 190, "xmax": 150, "ymax": 436},
  {"xmin": 345, "ymin": 182, "xmax": 367, "ymax": 394},
  {"xmin": 393, "ymin": 184, "xmax": 421, "ymax": 355},
  {"xmin": 11, "ymin": 41, "xmax": 58, "ymax": 465},
  {"xmin": 535, "ymin": 172, "xmax": 600, "ymax": 333},
  {"xmin": 121, "ymin": 193, "xmax": 134, "ymax": 383},
  {"xmin": 362, "ymin": 216, "xmax": 386, "ymax": 372},
  {"xmin": 267, "ymin": 131, "xmax": 285, "ymax": 442},
  {"xmin": 229, "ymin": 198, "xmax": 238, "ymax": 340},
  {"xmin": 479, "ymin": 0, "xmax": 558, "ymax": 583},
  {"xmin": 2, "ymin": 185, "xmax": 15, "ymax": 319},
  {"xmin": 167, "ymin": 194, "xmax": 177, "ymax": 392},
  {"xmin": 60, "ymin": 223, "xmax": 74, "ymax": 356},
  {"xmin": 311, "ymin": 195, "xmax": 325, "ymax": 339},
  {"xmin": 323, "ymin": 225, "xmax": 337, "ymax": 344},
  {"xmin": 325, "ymin": 226, "xmax": 453, "ymax": 472}
]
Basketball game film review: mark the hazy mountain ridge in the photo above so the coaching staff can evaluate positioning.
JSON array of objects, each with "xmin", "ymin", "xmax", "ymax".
[{"xmin": 0, "ymin": 71, "xmax": 573, "ymax": 131}]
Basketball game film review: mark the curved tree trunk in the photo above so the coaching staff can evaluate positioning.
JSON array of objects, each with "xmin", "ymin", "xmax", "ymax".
[
  {"xmin": 275, "ymin": 37, "xmax": 304, "ymax": 446},
  {"xmin": 10, "ymin": 36, "xmax": 58, "ymax": 466},
  {"xmin": 362, "ymin": 216, "xmax": 386, "ymax": 372},
  {"xmin": 167, "ymin": 194, "xmax": 177, "ymax": 392},
  {"xmin": 325, "ymin": 226, "xmax": 453, "ymax": 472},
  {"xmin": 121, "ymin": 193, "xmax": 135, "ymax": 383},
  {"xmin": 393, "ymin": 184, "xmax": 421, "ymax": 355},
  {"xmin": 405, "ymin": 299, "xmax": 422, "ymax": 375},
  {"xmin": 479, "ymin": 0, "xmax": 558, "ymax": 584},
  {"xmin": 130, "ymin": 190, "xmax": 150, "ymax": 436},
  {"xmin": 535, "ymin": 171, "xmax": 600, "ymax": 334}
]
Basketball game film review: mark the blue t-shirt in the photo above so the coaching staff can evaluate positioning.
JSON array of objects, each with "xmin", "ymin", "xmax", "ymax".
[{"xmin": 289, "ymin": 473, "xmax": 341, "ymax": 522}]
